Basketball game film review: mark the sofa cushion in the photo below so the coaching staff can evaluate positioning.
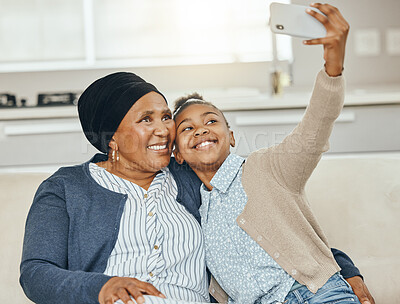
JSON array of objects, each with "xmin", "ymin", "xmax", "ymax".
[
  {"xmin": 306, "ymin": 157, "xmax": 400, "ymax": 303},
  {"xmin": 0, "ymin": 173, "xmax": 50, "ymax": 303},
  {"xmin": 1, "ymin": 157, "xmax": 399, "ymax": 303}
]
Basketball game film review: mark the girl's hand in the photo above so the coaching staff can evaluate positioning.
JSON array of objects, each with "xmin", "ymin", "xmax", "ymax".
[
  {"xmin": 345, "ymin": 276, "xmax": 376, "ymax": 304},
  {"xmin": 304, "ymin": 3, "xmax": 350, "ymax": 77},
  {"xmin": 99, "ymin": 277, "xmax": 166, "ymax": 304}
]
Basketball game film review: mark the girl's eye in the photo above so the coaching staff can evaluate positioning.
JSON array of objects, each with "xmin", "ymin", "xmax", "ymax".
[
  {"xmin": 182, "ymin": 126, "xmax": 193, "ymax": 132},
  {"xmin": 206, "ymin": 119, "xmax": 217, "ymax": 125}
]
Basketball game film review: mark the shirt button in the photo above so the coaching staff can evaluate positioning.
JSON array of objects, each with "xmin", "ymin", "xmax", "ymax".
[
  {"xmin": 144, "ymin": 193, "xmax": 148, "ymax": 198},
  {"xmin": 291, "ymin": 269, "xmax": 297, "ymax": 276},
  {"xmin": 149, "ymin": 272, "xmax": 154, "ymax": 277},
  {"xmin": 239, "ymin": 218, "xmax": 246, "ymax": 225},
  {"xmin": 148, "ymin": 211, "xmax": 154, "ymax": 216},
  {"xmin": 211, "ymin": 288, "xmax": 216, "ymax": 294},
  {"xmin": 309, "ymin": 283, "xmax": 316, "ymax": 291},
  {"xmin": 154, "ymin": 245, "xmax": 159, "ymax": 250},
  {"xmin": 274, "ymin": 252, "xmax": 280, "ymax": 259},
  {"xmin": 256, "ymin": 235, "xmax": 263, "ymax": 242}
]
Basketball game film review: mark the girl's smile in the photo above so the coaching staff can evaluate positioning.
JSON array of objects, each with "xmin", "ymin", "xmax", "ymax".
[
  {"xmin": 192, "ymin": 140, "xmax": 217, "ymax": 150},
  {"xmin": 174, "ymin": 104, "xmax": 235, "ymax": 177}
]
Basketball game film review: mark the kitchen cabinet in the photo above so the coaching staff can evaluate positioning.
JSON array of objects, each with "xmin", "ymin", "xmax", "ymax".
[
  {"xmin": 225, "ymin": 104, "xmax": 400, "ymax": 157},
  {"xmin": 1, "ymin": 103, "xmax": 399, "ymax": 170},
  {"xmin": 0, "ymin": 115, "xmax": 98, "ymax": 168}
]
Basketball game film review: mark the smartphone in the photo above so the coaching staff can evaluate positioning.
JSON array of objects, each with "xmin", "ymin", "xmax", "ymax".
[{"xmin": 269, "ymin": 2, "xmax": 327, "ymax": 39}]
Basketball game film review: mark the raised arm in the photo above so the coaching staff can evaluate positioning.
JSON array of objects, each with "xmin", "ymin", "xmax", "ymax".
[
  {"xmin": 265, "ymin": 3, "xmax": 349, "ymax": 193},
  {"xmin": 305, "ymin": 6, "xmax": 374, "ymax": 304}
]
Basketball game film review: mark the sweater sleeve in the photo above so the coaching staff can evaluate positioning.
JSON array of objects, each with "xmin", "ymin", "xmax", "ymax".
[
  {"xmin": 331, "ymin": 248, "xmax": 363, "ymax": 279},
  {"xmin": 20, "ymin": 179, "xmax": 112, "ymax": 304},
  {"xmin": 267, "ymin": 69, "xmax": 345, "ymax": 193}
]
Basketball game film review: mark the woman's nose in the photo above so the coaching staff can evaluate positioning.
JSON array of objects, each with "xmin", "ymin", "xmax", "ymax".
[{"xmin": 154, "ymin": 121, "xmax": 169, "ymax": 136}]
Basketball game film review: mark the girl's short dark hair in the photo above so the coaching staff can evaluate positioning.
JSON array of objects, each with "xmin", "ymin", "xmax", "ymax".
[{"xmin": 173, "ymin": 92, "xmax": 230, "ymax": 128}]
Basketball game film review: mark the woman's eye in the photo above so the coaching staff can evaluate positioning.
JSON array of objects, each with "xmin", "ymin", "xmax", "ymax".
[
  {"xmin": 140, "ymin": 116, "xmax": 150, "ymax": 122},
  {"xmin": 162, "ymin": 114, "xmax": 172, "ymax": 121},
  {"xmin": 206, "ymin": 119, "xmax": 216, "ymax": 125}
]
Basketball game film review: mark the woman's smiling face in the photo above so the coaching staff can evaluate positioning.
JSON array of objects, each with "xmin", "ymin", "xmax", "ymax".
[
  {"xmin": 174, "ymin": 103, "xmax": 234, "ymax": 173},
  {"xmin": 111, "ymin": 92, "xmax": 175, "ymax": 173}
]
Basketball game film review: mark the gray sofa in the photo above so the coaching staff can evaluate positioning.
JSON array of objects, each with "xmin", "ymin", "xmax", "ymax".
[{"xmin": 1, "ymin": 157, "xmax": 399, "ymax": 303}]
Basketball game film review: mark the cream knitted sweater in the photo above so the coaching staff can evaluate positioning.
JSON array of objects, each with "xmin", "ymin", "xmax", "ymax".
[{"xmin": 209, "ymin": 69, "xmax": 345, "ymax": 303}]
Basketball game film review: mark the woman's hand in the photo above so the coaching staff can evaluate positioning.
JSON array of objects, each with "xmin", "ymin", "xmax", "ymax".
[
  {"xmin": 99, "ymin": 277, "xmax": 166, "ymax": 304},
  {"xmin": 304, "ymin": 3, "xmax": 350, "ymax": 77},
  {"xmin": 345, "ymin": 276, "xmax": 376, "ymax": 304}
]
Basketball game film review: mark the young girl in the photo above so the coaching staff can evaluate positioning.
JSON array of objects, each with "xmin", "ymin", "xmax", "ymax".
[{"xmin": 172, "ymin": 3, "xmax": 361, "ymax": 304}]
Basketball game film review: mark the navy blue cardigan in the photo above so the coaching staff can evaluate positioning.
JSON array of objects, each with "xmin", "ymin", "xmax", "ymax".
[{"xmin": 20, "ymin": 154, "xmax": 360, "ymax": 304}]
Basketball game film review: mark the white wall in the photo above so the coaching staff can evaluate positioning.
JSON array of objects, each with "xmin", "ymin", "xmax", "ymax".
[
  {"xmin": 291, "ymin": 0, "xmax": 400, "ymax": 86},
  {"xmin": 0, "ymin": 0, "xmax": 399, "ymax": 106}
]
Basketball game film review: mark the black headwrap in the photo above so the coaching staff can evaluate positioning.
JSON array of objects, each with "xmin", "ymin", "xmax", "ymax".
[{"xmin": 78, "ymin": 72, "xmax": 167, "ymax": 153}]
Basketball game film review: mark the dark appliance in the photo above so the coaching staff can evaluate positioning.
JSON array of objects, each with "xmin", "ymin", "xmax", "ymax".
[
  {"xmin": 0, "ymin": 93, "xmax": 17, "ymax": 107},
  {"xmin": 37, "ymin": 92, "xmax": 78, "ymax": 106}
]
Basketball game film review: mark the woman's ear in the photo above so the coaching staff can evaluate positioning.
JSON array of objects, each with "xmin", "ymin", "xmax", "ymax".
[
  {"xmin": 173, "ymin": 148, "xmax": 184, "ymax": 164},
  {"xmin": 229, "ymin": 130, "xmax": 235, "ymax": 148},
  {"xmin": 109, "ymin": 137, "xmax": 118, "ymax": 151}
]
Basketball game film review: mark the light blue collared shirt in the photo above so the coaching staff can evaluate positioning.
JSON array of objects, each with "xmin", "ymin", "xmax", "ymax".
[{"xmin": 199, "ymin": 154, "xmax": 295, "ymax": 304}]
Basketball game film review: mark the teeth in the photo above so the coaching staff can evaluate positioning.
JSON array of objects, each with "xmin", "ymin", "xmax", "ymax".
[
  {"xmin": 196, "ymin": 141, "xmax": 213, "ymax": 149},
  {"xmin": 148, "ymin": 144, "xmax": 167, "ymax": 150}
]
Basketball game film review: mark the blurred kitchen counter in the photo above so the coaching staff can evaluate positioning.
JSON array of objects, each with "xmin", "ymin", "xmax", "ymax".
[
  {"xmin": 1, "ymin": 84, "xmax": 400, "ymax": 120},
  {"xmin": 0, "ymin": 105, "xmax": 78, "ymax": 120},
  {"xmin": 206, "ymin": 84, "xmax": 400, "ymax": 111},
  {"xmin": 1, "ymin": 84, "xmax": 399, "ymax": 169}
]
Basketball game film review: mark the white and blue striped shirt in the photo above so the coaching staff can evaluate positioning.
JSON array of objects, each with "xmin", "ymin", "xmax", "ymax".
[{"xmin": 89, "ymin": 163, "xmax": 210, "ymax": 303}]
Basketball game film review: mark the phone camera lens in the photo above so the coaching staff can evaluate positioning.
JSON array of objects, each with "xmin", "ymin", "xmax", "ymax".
[{"xmin": 276, "ymin": 24, "xmax": 284, "ymax": 30}]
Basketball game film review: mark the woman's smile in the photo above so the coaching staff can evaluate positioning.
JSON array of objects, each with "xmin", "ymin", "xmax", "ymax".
[{"xmin": 147, "ymin": 142, "xmax": 169, "ymax": 153}]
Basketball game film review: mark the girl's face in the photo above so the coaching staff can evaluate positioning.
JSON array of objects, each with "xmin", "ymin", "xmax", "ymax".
[{"xmin": 174, "ymin": 104, "xmax": 235, "ymax": 173}]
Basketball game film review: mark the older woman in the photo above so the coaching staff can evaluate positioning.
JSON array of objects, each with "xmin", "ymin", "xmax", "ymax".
[
  {"xmin": 20, "ymin": 73, "xmax": 209, "ymax": 304},
  {"xmin": 20, "ymin": 72, "xmax": 372, "ymax": 304}
]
